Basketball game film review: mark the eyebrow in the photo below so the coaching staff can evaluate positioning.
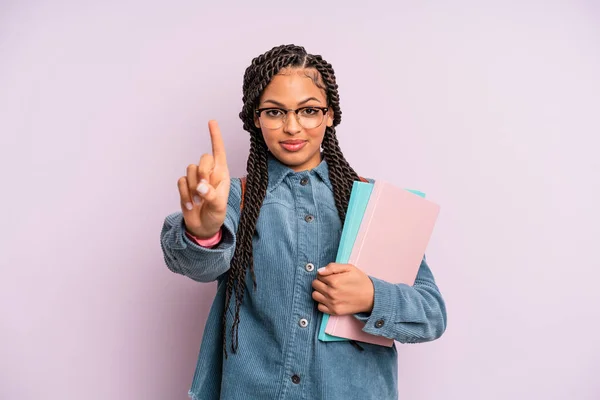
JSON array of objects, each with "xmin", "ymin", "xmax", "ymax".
[{"xmin": 261, "ymin": 97, "xmax": 322, "ymax": 108}]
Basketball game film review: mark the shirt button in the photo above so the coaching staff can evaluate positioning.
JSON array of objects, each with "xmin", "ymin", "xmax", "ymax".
[
  {"xmin": 291, "ymin": 374, "xmax": 301, "ymax": 384},
  {"xmin": 375, "ymin": 319, "xmax": 385, "ymax": 328},
  {"xmin": 305, "ymin": 263, "xmax": 315, "ymax": 272},
  {"xmin": 304, "ymin": 215, "xmax": 314, "ymax": 223},
  {"xmin": 300, "ymin": 177, "xmax": 309, "ymax": 186},
  {"xmin": 299, "ymin": 318, "xmax": 309, "ymax": 328}
]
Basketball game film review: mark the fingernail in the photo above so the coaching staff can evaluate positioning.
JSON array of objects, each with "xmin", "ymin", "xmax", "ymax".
[
  {"xmin": 185, "ymin": 202, "xmax": 193, "ymax": 211},
  {"xmin": 318, "ymin": 267, "xmax": 326, "ymax": 273},
  {"xmin": 197, "ymin": 183, "xmax": 208, "ymax": 195},
  {"xmin": 193, "ymin": 195, "xmax": 201, "ymax": 205}
]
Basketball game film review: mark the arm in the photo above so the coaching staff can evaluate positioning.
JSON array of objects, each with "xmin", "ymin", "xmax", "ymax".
[
  {"xmin": 159, "ymin": 177, "xmax": 241, "ymax": 282},
  {"xmin": 354, "ymin": 256, "xmax": 447, "ymax": 344}
]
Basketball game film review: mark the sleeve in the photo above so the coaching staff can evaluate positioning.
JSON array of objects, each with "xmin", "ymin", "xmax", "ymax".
[
  {"xmin": 354, "ymin": 255, "xmax": 447, "ymax": 344},
  {"xmin": 159, "ymin": 177, "xmax": 242, "ymax": 283}
]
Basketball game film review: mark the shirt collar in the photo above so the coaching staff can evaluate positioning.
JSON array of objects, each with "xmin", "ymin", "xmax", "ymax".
[{"xmin": 267, "ymin": 153, "xmax": 333, "ymax": 192}]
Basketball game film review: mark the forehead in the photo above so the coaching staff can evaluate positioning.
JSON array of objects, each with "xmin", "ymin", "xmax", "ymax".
[{"xmin": 259, "ymin": 68, "xmax": 327, "ymax": 105}]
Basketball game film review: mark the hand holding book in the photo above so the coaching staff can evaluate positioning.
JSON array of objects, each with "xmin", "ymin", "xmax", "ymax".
[{"xmin": 311, "ymin": 263, "xmax": 375, "ymax": 316}]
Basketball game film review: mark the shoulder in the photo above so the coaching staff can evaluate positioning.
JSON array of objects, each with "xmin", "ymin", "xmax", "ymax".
[{"xmin": 227, "ymin": 177, "xmax": 243, "ymax": 206}]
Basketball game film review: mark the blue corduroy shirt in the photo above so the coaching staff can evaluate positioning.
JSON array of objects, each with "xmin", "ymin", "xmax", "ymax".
[{"xmin": 160, "ymin": 155, "xmax": 447, "ymax": 400}]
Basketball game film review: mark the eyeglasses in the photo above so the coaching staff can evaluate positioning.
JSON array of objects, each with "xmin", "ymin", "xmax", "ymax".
[{"xmin": 255, "ymin": 106, "xmax": 329, "ymax": 130}]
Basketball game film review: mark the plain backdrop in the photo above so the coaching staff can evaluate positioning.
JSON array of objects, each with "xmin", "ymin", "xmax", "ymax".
[{"xmin": 1, "ymin": 1, "xmax": 599, "ymax": 399}]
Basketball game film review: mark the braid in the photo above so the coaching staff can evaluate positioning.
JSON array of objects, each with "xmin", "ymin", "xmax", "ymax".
[
  {"xmin": 306, "ymin": 54, "xmax": 359, "ymax": 221},
  {"xmin": 321, "ymin": 127, "xmax": 359, "ymax": 222},
  {"xmin": 221, "ymin": 133, "xmax": 268, "ymax": 358},
  {"xmin": 224, "ymin": 44, "xmax": 359, "ymax": 357}
]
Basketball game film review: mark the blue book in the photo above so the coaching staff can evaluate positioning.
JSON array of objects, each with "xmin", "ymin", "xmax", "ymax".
[{"xmin": 318, "ymin": 181, "xmax": 374, "ymax": 342}]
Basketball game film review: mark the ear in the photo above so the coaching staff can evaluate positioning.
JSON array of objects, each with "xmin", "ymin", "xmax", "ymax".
[
  {"xmin": 254, "ymin": 113, "xmax": 261, "ymax": 129},
  {"xmin": 326, "ymin": 109, "xmax": 334, "ymax": 127}
]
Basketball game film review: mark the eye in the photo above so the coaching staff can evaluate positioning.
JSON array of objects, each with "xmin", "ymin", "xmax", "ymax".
[
  {"xmin": 264, "ymin": 109, "xmax": 284, "ymax": 118},
  {"xmin": 299, "ymin": 107, "xmax": 321, "ymax": 117}
]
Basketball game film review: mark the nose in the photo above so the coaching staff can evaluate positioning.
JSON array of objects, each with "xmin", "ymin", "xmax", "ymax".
[{"xmin": 283, "ymin": 111, "xmax": 301, "ymax": 135}]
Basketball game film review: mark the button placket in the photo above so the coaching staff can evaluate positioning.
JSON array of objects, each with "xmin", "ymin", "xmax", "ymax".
[{"xmin": 284, "ymin": 173, "xmax": 316, "ymax": 394}]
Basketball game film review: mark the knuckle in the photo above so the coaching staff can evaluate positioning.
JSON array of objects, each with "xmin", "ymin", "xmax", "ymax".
[
  {"xmin": 197, "ymin": 163, "xmax": 211, "ymax": 173},
  {"xmin": 199, "ymin": 153, "xmax": 213, "ymax": 164},
  {"xmin": 330, "ymin": 293, "xmax": 340, "ymax": 304}
]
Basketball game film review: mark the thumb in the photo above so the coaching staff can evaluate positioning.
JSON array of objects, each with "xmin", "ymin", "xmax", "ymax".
[
  {"xmin": 196, "ymin": 179, "xmax": 217, "ymax": 203},
  {"xmin": 318, "ymin": 263, "xmax": 350, "ymax": 276}
]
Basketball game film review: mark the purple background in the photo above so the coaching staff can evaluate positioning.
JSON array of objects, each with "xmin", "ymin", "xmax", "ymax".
[{"xmin": 1, "ymin": 1, "xmax": 599, "ymax": 399}]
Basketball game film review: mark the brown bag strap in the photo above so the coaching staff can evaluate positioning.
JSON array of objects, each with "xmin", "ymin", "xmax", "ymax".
[
  {"xmin": 240, "ymin": 177, "xmax": 247, "ymax": 210},
  {"xmin": 239, "ymin": 175, "xmax": 368, "ymax": 210}
]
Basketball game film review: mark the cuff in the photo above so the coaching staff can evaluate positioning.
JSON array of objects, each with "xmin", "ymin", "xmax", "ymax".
[
  {"xmin": 355, "ymin": 277, "xmax": 399, "ymax": 338},
  {"xmin": 180, "ymin": 217, "xmax": 235, "ymax": 254},
  {"xmin": 185, "ymin": 229, "xmax": 222, "ymax": 248}
]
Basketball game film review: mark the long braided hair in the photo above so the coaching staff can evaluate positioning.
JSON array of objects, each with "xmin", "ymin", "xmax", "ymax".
[{"xmin": 222, "ymin": 44, "xmax": 360, "ymax": 357}]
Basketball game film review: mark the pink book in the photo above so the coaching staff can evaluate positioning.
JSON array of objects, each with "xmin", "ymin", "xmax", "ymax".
[{"xmin": 324, "ymin": 180, "xmax": 440, "ymax": 346}]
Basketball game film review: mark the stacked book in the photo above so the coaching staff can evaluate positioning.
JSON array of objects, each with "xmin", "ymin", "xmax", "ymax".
[{"xmin": 318, "ymin": 180, "xmax": 440, "ymax": 346}]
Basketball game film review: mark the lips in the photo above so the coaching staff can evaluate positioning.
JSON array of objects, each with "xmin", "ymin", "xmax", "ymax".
[
  {"xmin": 280, "ymin": 140, "xmax": 307, "ymax": 152},
  {"xmin": 281, "ymin": 140, "xmax": 307, "ymax": 145}
]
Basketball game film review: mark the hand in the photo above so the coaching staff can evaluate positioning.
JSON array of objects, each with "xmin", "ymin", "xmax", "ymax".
[
  {"xmin": 177, "ymin": 120, "xmax": 231, "ymax": 239},
  {"xmin": 311, "ymin": 263, "xmax": 375, "ymax": 315}
]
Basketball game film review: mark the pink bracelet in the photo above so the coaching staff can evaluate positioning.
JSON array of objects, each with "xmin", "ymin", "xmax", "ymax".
[{"xmin": 185, "ymin": 228, "xmax": 222, "ymax": 248}]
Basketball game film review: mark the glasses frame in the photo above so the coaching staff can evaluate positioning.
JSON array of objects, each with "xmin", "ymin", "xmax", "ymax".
[{"xmin": 254, "ymin": 106, "xmax": 330, "ymax": 130}]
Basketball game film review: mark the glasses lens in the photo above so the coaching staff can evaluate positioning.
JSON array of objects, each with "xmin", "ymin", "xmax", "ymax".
[
  {"xmin": 260, "ymin": 109, "xmax": 284, "ymax": 129},
  {"xmin": 298, "ymin": 108, "xmax": 325, "ymax": 129}
]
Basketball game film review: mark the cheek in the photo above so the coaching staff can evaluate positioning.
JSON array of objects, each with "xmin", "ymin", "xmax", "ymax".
[
  {"xmin": 261, "ymin": 129, "xmax": 274, "ymax": 143},
  {"xmin": 306, "ymin": 126, "xmax": 327, "ymax": 143},
  {"xmin": 261, "ymin": 129, "xmax": 281, "ymax": 149}
]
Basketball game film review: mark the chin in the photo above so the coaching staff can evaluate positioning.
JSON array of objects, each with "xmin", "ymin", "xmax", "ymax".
[
  {"xmin": 277, "ymin": 152, "xmax": 306, "ymax": 165},
  {"xmin": 272, "ymin": 148, "xmax": 320, "ymax": 171}
]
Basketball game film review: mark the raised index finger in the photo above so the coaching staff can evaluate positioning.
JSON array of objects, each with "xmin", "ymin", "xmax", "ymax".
[{"xmin": 208, "ymin": 120, "xmax": 227, "ymax": 166}]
